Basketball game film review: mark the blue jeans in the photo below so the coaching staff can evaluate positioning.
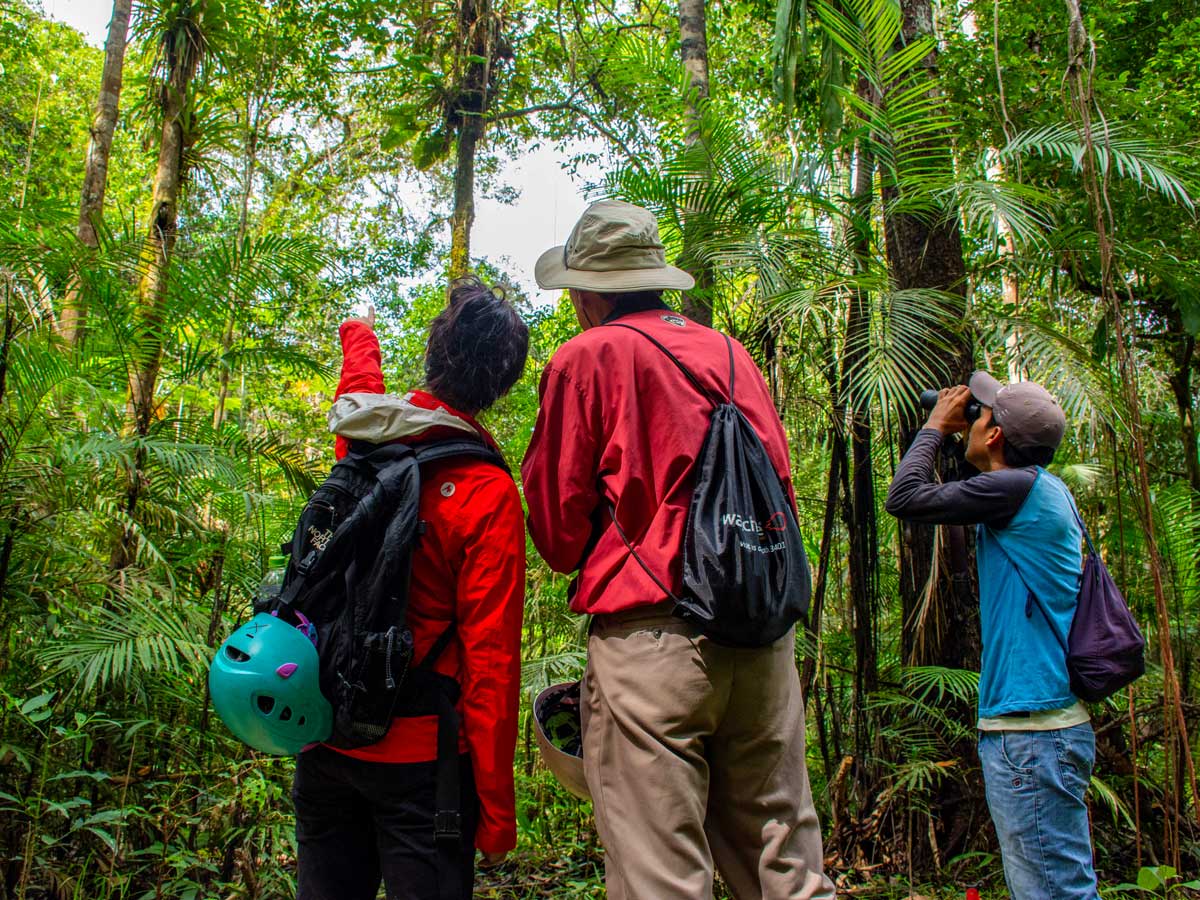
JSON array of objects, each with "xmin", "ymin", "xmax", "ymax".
[{"xmin": 978, "ymin": 723, "xmax": 1100, "ymax": 900}]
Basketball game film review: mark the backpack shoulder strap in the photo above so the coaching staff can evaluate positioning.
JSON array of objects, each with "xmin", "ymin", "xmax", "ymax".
[
  {"xmin": 1064, "ymin": 491, "xmax": 1098, "ymax": 558},
  {"xmin": 986, "ymin": 527, "xmax": 1070, "ymax": 654},
  {"xmin": 605, "ymin": 322, "xmax": 732, "ymax": 406},
  {"xmin": 412, "ymin": 438, "xmax": 511, "ymax": 476},
  {"xmin": 418, "ymin": 623, "xmax": 457, "ymax": 669},
  {"xmin": 278, "ymin": 444, "xmax": 420, "ymax": 607},
  {"xmin": 607, "ymin": 504, "xmax": 681, "ymax": 604}
]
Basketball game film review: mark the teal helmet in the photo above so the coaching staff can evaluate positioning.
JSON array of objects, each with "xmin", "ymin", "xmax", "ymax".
[{"xmin": 209, "ymin": 613, "xmax": 332, "ymax": 755}]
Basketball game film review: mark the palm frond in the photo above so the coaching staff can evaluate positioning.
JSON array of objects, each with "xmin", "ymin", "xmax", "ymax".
[
  {"xmin": 998, "ymin": 123, "xmax": 1195, "ymax": 210},
  {"xmin": 977, "ymin": 313, "xmax": 1123, "ymax": 431},
  {"xmin": 950, "ymin": 178, "xmax": 1058, "ymax": 251},
  {"xmin": 1089, "ymin": 772, "xmax": 1137, "ymax": 829},
  {"xmin": 40, "ymin": 592, "xmax": 211, "ymax": 695}
]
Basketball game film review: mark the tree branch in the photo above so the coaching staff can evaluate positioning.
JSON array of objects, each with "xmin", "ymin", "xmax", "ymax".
[{"xmin": 487, "ymin": 99, "xmax": 647, "ymax": 176}]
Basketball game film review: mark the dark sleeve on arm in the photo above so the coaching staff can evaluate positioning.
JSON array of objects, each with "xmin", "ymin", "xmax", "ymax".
[{"xmin": 884, "ymin": 429, "xmax": 1037, "ymax": 528}]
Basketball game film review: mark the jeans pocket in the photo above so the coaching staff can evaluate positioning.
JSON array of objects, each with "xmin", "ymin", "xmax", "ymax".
[
  {"xmin": 1055, "ymin": 725, "xmax": 1095, "ymax": 798},
  {"xmin": 997, "ymin": 731, "xmax": 1037, "ymax": 774}
]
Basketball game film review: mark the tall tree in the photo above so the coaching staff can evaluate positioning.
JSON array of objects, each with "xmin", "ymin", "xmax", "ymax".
[
  {"xmin": 679, "ymin": 0, "xmax": 709, "ymax": 140},
  {"xmin": 60, "ymin": 0, "xmax": 133, "ymax": 346},
  {"xmin": 116, "ymin": 0, "xmax": 207, "ymax": 569},
  {"xmin": 843, "ymin": 139, "xmax": 879, "ymax": 710},
  {"xmin": 448, "ymin": 0, "xmax": 495, "ymax": 280},
  {"xmin": 880, "ymin": 0, "xmax": 978, "ymax": 672},
  {"xmin": 678, "ymin": 0, "xmax": 713, "ymax": 326}
]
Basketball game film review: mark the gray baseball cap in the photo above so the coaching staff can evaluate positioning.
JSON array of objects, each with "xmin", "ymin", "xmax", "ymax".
[{"xmin": 968, "ymin": 371, "xmax": 1066, "ymax": 451}]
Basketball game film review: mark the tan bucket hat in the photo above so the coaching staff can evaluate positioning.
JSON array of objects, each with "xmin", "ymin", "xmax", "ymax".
[
  {"xmin": 533, "ymin": 682, "xmax": 590, "ymax": 801},
  {"xmin": 535, "ymin": 200, "xmax": 695, "ymax": 293}
]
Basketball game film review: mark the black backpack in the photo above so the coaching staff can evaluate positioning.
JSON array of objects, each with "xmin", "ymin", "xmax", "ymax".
[
  {"xmin": 605, "ymin": 323, "xmax": 811, "ymax": 648},
  {"xmin": 259, "ymin": 437, "xmax": 508, "ymax": 900}
]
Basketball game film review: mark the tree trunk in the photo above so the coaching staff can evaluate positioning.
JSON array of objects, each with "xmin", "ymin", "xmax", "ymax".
[
  {"xmin": 129, "ymin": 71, "xmax": 191, "ymax": 435},
  {"xmin": 678, "ymin": 0, "xmax": 713, "ymax": 327},
  {"xmin": 61, "ymin": 0, "xmax": 133, "ymax": 346},
  {"xmin": 447, "ymin": 0, "xmax": 492, "ymax": 281},
  {"xmin": 1167, "ymin": 322, "xmax": 1200, "ymax": 497},
  {"xmin": 114, "ymin": 4, "xmax": 204, "ymax": 570},
  {"xmin": 878, "ymin": 0, "xmax": 981, "ymax": 870},
  {"xmin": 883, "ymin": 0, "xmax": 979, "ymax": 673},
  {"xmin": 844, "ymin": 142, "xmax": 879, "ymax": 711},
  {"xmin": 679, "ymin": 0, "xmax": 709, "ymax": 140},
  {"xmin": 214, "ymin": 104, "xmax": 260, "ymax": 430}
]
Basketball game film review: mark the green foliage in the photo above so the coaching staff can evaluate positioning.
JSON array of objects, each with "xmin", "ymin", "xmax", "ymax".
[
  {"xmin": 3, "ymin": 0, "xmax": 1200, "ymax": 894},
  {"xmin": 1110, "ymin": 865, "xmax": 1200, "ymax": 897},
  {"xmin": 0, "ymin": 1, "xmax": 102, "ymax": 208},
  {"xmin": 998, "ymin": 123, "xmax": 1195, "ymax": 211}
]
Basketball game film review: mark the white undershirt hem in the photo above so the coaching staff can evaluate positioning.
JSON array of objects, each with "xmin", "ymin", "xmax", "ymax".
[{"xmin": 977, "ymin": 700, "xmax": 1091, "ymax": 732}]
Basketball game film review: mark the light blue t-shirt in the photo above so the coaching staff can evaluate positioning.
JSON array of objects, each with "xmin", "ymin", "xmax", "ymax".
[{"xmin": 975, "ymin": 469, "xmax": 1082, "ymax": 719}]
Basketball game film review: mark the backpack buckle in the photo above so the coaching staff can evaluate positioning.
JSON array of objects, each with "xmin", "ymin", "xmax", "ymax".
[
  {"xmin": 434, "ymin": 811, "xmax": 461, "ymax": 841},
  {"xmin": 295, "ymin": 550, "xmax": 317, "ymax": 577}
]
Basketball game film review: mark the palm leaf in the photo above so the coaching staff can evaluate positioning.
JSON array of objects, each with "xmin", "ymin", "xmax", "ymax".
[
  {"xmin": 41, "ymin": 592, "xmax": 211, "ymax": 695},
  {"xmin": 998, "ymin": 123, "xmax": 1195, "ymax": 210}
]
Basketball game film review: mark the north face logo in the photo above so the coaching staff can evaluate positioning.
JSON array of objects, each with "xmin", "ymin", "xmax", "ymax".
[{"xmin": 308, "ymin": 525, "xmax": 334, "ymax": 552}]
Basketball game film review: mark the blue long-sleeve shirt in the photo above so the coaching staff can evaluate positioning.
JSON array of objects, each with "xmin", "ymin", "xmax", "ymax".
[{"xmin": 885, "ymin": 429, "xmax": 1035, "ymax": 529}]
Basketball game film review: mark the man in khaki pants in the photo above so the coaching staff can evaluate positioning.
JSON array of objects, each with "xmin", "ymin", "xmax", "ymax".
[{"xmin": 522, "ymin": 200, "xmax": 835, "ymax": 899}]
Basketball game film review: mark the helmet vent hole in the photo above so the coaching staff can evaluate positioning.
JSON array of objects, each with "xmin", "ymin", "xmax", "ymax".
[
  {"xmin": 279, "ymin": 706, "xmax": 293, "ymax": 722},
  {"xmin": 224, "ymin": 646, "xmax": 251, "ymax": 662},
  {"xmin": 298, "ymin": 716, "xmax": 306, "ymax": 727},
  {"xmin": 256, "ymin": 695, "xmax": 275, "ymax": 715}
]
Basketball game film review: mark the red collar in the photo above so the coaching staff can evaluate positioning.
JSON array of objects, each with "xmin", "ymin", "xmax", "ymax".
[{"xmin": 407, "ymin": 390, "xmax": 500, "ymax": 451}]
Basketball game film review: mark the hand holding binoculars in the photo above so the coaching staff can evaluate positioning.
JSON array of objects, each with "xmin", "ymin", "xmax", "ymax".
[{"xmin": 919, "ymin": 388, "xmax": 982, "ymax": 424}]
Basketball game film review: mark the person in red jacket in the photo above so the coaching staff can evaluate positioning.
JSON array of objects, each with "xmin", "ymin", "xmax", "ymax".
[
  {"xmin": 293, "ymin": 276, "xmax": 528, "ymax": 900},
  {"xmin": 523, "ymin": 201, "xmax": 835, "ymax": 899}
]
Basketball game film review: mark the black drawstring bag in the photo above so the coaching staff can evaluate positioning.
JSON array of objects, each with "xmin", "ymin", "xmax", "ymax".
[{"xmin": 606, "ymin": 324, "xmax": 811, "ymax": 648}]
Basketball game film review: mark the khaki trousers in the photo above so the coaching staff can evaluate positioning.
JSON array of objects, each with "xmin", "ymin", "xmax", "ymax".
[{"xmin": 581, "ymin": 603, "xmax": 836, "ymax": 900}]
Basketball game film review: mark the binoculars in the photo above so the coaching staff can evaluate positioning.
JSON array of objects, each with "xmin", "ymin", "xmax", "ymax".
[{"xmin": 919, "ymin": 389, "xmax": 982, "ymax": 423}]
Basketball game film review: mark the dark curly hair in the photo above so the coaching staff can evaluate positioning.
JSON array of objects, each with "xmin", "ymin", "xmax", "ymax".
[{"xmin": 425, "ymin": 275, "xmax": 529, "ymax": 414}]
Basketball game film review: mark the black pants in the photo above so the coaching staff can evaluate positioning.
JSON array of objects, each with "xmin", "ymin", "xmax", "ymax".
[{"xmin": 293, "ymin": 746, "xmax": 479, "ymax": 900}]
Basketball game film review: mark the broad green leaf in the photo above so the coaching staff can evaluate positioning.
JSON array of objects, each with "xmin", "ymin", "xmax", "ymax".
[
  {"xmin": 19, "ymin": 692, "xmax": 54, "ymax": 716},
  {"xmin": 1137, "ymin": 867, "xmax": 1164, "ymax": 890}
]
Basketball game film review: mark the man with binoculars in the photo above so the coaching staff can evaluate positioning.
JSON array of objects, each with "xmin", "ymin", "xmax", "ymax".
[{"xmin": 886, "ymin": 372, "xmax": 1100, "ymax": 900}]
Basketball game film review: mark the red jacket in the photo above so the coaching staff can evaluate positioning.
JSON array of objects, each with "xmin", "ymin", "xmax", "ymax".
[
  {"xmin": 521, "ymin": 308, "xmax": 796, "ymax": 616},
  {"xmin": 327, "ymin": 321, "xmax": 525, "ymax": 855}
]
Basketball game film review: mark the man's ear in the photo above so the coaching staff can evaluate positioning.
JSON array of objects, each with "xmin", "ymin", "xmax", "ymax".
[{"xmin": 986, "ymin": 424, "xmax": 1005, "ymax": 451}]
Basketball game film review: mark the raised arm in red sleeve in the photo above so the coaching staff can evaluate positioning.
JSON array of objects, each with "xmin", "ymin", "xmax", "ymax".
[
  {"xmin": 334, "ymin": 320, "xmax": 385, "ymax": 459},
  {"xmin": 452, "ymin": 472, "xmax": 526, "ymax": 854},
  {"xmin": 521, "ymin": 360, "xmax": 602, "ymax": 573}
]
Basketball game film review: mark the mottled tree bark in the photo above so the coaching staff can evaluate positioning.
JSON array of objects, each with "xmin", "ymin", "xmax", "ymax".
[
  {"xmin": 678, "ymin": 0, "xmax": 713, "ymax": 326},
  {"xmin": 114, "ymin": 4, "xmax": 204, "ymax": 570},
  {"xmin": 61, "ymin": 0, "xmax": 133, "ymax": 346},
  {"xmin": 448, "ymin": 0, "xmax": 492, "ymax": 281},
  {"xmin": 884, "ymin": 0, "xmax": 979, "ymax": 673},
  {"xmin": 679, "ymin": 0, "xmax": 709, "ymax": 139}
]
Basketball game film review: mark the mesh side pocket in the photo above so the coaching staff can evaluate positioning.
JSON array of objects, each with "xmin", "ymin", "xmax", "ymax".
[{"xmin": 333, "ymin": 626, "xmax": 414, "ymax": 747}]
